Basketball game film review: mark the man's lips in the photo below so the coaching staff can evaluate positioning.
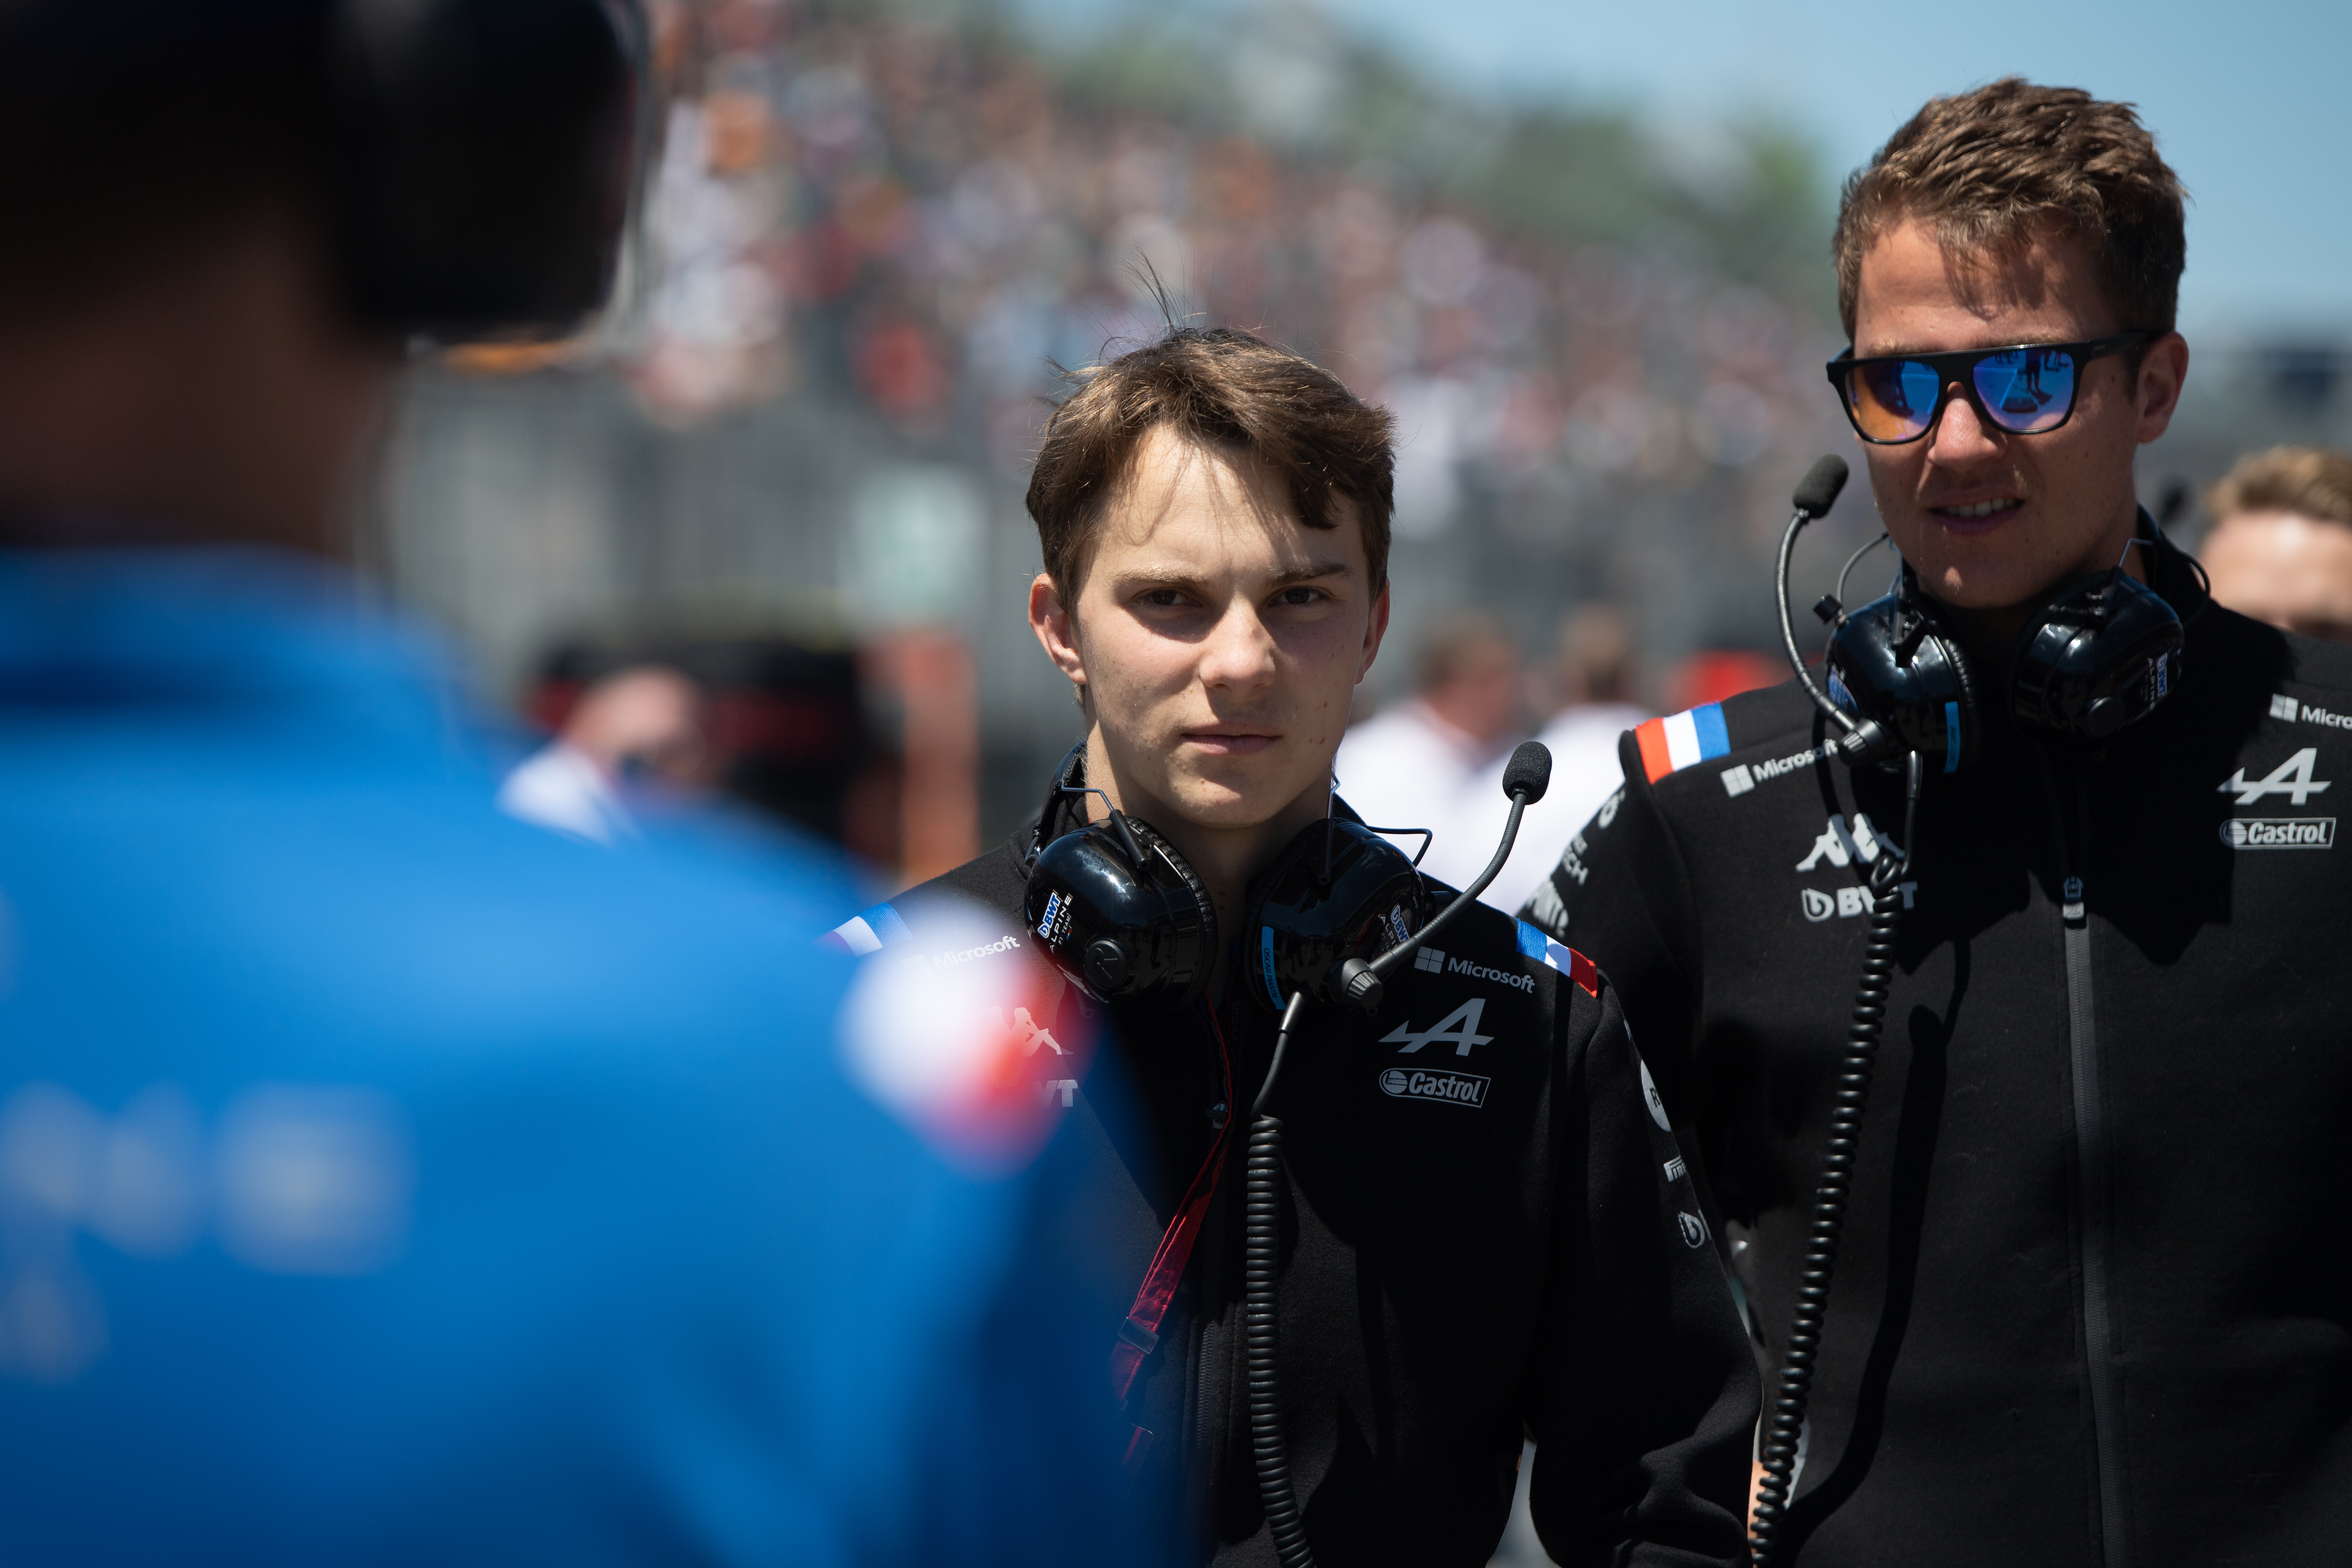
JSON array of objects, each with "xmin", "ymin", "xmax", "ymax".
[
  {"xmin": 1183, "ymin": 730, "xmax": 1279, "ymax": 755},
  {"xmin": 1926, "ymin": 495, "xmax": 2023, "ymax": 535}
]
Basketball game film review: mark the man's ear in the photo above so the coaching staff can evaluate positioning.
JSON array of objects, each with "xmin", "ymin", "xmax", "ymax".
[
  {"xmin": 1029, "ymin": 573, "xmax": 1087, "ymax": 684},
  {"xmin": 1358, "ymin": 580, "xmax": 1391, "ymax": 683},
  {"xmin": 2133, "ymin": 331, "xmax": 2190, "ymax": 445}
]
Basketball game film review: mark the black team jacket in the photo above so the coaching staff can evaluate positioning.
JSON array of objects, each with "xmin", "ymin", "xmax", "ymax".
[
  {"xmin": 830, "ymin": 777, "xmax": 1759, "ymax": 1567},
  {"xmin": 1518, "ymin": 537, "xmax": 2352, "ymax": 1565}
]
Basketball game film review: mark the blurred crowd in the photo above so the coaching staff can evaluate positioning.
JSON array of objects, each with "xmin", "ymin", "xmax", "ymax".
[{"xmin": 618, "ymin": 0, "xmax": 1838, "ymax": 548}]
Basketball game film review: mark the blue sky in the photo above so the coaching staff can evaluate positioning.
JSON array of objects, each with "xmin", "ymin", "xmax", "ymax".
[{"xmin": 1014, "ymin": 0, "xmax": 2352, "ymax": 335}]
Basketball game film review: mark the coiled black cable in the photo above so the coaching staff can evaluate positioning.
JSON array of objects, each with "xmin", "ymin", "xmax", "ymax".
[
  {"xmin": 1748, "ymin": 752, "xmax": 1921, "ymax": 1566},
  {"xmin": 1245, "ymin": 992, "xmax": 1316, "ymax": 1568}
]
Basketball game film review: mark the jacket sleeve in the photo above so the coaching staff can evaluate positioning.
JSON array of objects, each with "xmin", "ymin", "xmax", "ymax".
[
  {"xmin": 1516, "ymin": 734, "xmax": 1710, "ymax": 1127},
  {"xmin": 1526, "ymin": 979, "xmax": 1759, "ymax": 1568}
]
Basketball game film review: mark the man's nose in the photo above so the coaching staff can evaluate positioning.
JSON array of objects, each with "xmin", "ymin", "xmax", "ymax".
[
  {"xmin": 1199, "ymin": 600, "xmax": 1278, "ymax": 690},
  {"xmin": 1926, "ymin": 379, "xmax": 2004, "ymax": 463}
]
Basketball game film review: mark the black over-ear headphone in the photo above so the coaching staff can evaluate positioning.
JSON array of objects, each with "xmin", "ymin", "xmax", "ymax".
[
  {"xmin": 1780, "ymin": 456, "xmax": 2187, "ymax": 773},
  {"xmin": 1021, "ymin": 747, "xmax": 1429, "ymax": 1013}
]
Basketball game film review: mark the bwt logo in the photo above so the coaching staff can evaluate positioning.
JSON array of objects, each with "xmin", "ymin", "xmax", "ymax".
[
  {"xmin": 1378, "ymin": 1067, "xmax": 1490, "ymax": 1109},
  {"xmin": 1802, "ymin": 882, "xmax": 1917, "ymax": 920},
  {"xmin": 2221, "ymin": 817, "xmax": 2336, "ymax": 849}
]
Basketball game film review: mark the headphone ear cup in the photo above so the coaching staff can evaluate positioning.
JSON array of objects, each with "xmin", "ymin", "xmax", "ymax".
[
  {"xmin": 1243, "ymin": 820, "xmax": 1426, "ymax": 1013},
  {"xmin": 1123, "ymin": 817, "xmax": 1220, "ymax": 977},
  {"xmin": 1912, "ymin": 596, "xmax": 1984, "ymax": 772}
]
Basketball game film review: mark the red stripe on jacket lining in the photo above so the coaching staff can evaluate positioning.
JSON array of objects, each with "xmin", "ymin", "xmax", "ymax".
[{"xmin": 1633, "ymin": 718, "xmax": 1674, "ymax": 783}]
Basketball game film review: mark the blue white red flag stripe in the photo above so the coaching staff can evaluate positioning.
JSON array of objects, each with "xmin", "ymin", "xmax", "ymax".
[
  {"xmin": 1516, "ymin": 921, "xmax": 1602, "ymax": 996},
  {"xmin": 820, "ymin": 901, "xmax": 912, "ymax": 955},
  {"xmin": 1633, "ymin": 702, "xmax": 1730, "ymax": 783}
]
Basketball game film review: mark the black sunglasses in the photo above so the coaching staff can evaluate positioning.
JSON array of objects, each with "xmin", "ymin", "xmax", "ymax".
[{"xmin": 1826, "ymin": 332, "xmax": 2150, "ymax": 445}]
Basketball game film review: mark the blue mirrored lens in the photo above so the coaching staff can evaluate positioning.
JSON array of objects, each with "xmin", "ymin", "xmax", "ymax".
[
  {"xmin": 1974, "ymin": 347, "xmax": 2076, "ymax": 433},
  {"xmin": 1850, "ymin": 358, "xmax": 1943, "ymax": 440}
]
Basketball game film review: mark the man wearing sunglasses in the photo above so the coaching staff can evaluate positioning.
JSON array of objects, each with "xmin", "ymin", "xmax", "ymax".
[{"xmin": 1520, "ymin": 78, "xmax": 2352, "ymax": 1565}]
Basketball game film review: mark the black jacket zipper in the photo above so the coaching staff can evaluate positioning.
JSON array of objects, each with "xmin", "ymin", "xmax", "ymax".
[{"xmin": 2043, "ymin": 760, "xmax": 2128, "ymax": 1568}]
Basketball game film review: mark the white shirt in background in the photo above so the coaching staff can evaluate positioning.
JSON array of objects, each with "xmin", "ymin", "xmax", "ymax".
[
  {"xmin": 1334, "ymin": 699, "xmax": 1516, "ymax": 892},
  {"xmin": 497, "ymin": 741, "xmax": 636, "ymax": 845},
  {"xmin": 1457, "ymin": 702, "xmax": 1652, "ymax": 915}
]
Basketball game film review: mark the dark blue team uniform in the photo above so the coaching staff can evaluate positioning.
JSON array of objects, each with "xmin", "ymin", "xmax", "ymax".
[{"xmin": 0, "ymin": 547, "xmax": 1125, "ymax": 1565}]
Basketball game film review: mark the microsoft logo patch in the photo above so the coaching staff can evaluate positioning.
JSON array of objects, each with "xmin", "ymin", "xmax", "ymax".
[{"xmin": 1413, "ymin": 946, "xmax": 1446, "ymax": 974}]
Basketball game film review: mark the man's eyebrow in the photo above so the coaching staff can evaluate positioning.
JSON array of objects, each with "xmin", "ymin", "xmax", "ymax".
[
  {"xmin": 1108, "ymin": 558, "xmax": 1354, "ymax": 588},
  {"xmin": 1266, "ymin": 559, "xmax": 1353, "ymax": 587}
]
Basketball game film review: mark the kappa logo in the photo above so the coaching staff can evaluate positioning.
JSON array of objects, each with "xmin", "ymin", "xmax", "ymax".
[
  {"xmin": 2221, "ymin": 817, "xmax": 2336, "ymax": 849},
  {"xmin": 2219, "ymin": 748, "xmax": 2332, "ymax": 805},
  {"xmin": 1796, "ymin": 812, "xmax": 1900, "ymax": 872},
  {"xmin": 2273, "ymin": 692, "xmax": 2352, "ymax": 730},
  {"xmin": 1378, "ymin": 1066, "xmax": 1490, "ymax": 1109},
  {"xmin": 1676, "ymin": 1211, "xmax": 1710, "ymax": 1249},
  {"xmin": 1382, "ymin": 997, "xmax": 1496, "ymax": 1057}
]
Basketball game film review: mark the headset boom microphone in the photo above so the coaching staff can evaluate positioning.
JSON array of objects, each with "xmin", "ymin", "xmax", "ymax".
[
  {"xmin": 1245, "ymin": 741, "xmax": 1551, "ymax": 1568},
  {"xmin": 1750, "ymin": 459, "xmax": 1922, "ymax": 1566}
]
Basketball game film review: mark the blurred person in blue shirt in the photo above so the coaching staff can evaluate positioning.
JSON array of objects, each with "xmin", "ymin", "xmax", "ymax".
[{"xmin": 0, "ymin": 1, "xmax": 1133, "ymax": 1563}]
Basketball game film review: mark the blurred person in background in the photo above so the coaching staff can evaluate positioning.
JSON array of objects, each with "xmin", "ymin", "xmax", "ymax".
[
  {"xmin": 1524, "ymin": 80, "xmax": 2352, "ymax": 1565},
  {"xmin": 1462, "ymin": 604, "xmax": 1651, "ymax": 913},
  {"xmin": 827, "ymin": 327, "xmax": 1758, "ymax": 1566},
  {"xmin": 1333, "ymin": 610, "xmax": 1524, "ymax": 871},
  {"xmin": 0, "ymin": 1, "xmax": 1130, "ymax": 1563},
  {"xmin": 2197, "ymin": 444, "xmax": 2352, "ymax": 641},
  {"xmin": 499, "ymin": 663, "xmax": 709, "ymax": 843}
]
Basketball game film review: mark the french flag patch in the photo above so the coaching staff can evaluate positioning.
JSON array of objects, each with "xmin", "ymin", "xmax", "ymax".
[
  {"xmin": 1633, "ymin": 703, "xmax": 1731, "ymax": 784},
  {"xmin": 1516, "ymin": 920, "xmax": 1601, "ymax": 997},
  {"xmin": 821, "ymin": 901, "xmax": 912, "ymax": 956}
]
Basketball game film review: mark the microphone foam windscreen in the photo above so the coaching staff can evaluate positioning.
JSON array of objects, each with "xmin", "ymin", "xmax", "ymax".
[
  {"xmin": 1502, "ymin": 741, "xmax": 1552, "ymax": 804},
  {"xmin": 1791, "ymin": 455, "xmax": 1850, "ymax": 518}
]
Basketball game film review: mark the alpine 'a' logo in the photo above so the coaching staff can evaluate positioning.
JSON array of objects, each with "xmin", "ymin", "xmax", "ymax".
[
  {"xmin": 1381, "ymin": 998, "xmax": 1495, "ymax": 1057},
  {"xmin": 2219, "ymin": 748, "xmax": 2331, "ymax": 805},
  {"xmin": 1378, "ymin": 1067, "xmax": 1490, "ymax": 1108}
]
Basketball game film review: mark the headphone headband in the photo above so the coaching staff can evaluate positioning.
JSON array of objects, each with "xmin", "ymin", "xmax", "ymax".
[
  {"xmin": 1827, "ymin": 516, "xmax": 2186, "ymax": 765},
  {"xmin": 1019, "ymin": 751, "xmax": 1425, "ymax": 1013}
]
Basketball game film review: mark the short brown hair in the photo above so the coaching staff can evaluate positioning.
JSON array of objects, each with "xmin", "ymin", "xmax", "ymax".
[
  {"xmin": 2207, "ymin": 446, "xmax": 2352, "ymax": 529},
  {"xmin": 1025, "ymin": 327, "xmax": 1396, "ymax": 595},
  {"xmin": 1832, "ymin": 79, "xmax": 2186, "ymax": 342}
]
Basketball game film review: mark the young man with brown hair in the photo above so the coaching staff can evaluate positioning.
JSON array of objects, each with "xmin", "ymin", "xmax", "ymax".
[
  {"xmin": 2200, "ymin": 444, "xmax": 2352, "ymax": 640},
  {"xmin": 1522, "ymin": 79, "xmax": 2352, "ymax": 1565},
  {"xmin": 828, "ymin": 327, "xmax": 1759, "ymax": 1565}
]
